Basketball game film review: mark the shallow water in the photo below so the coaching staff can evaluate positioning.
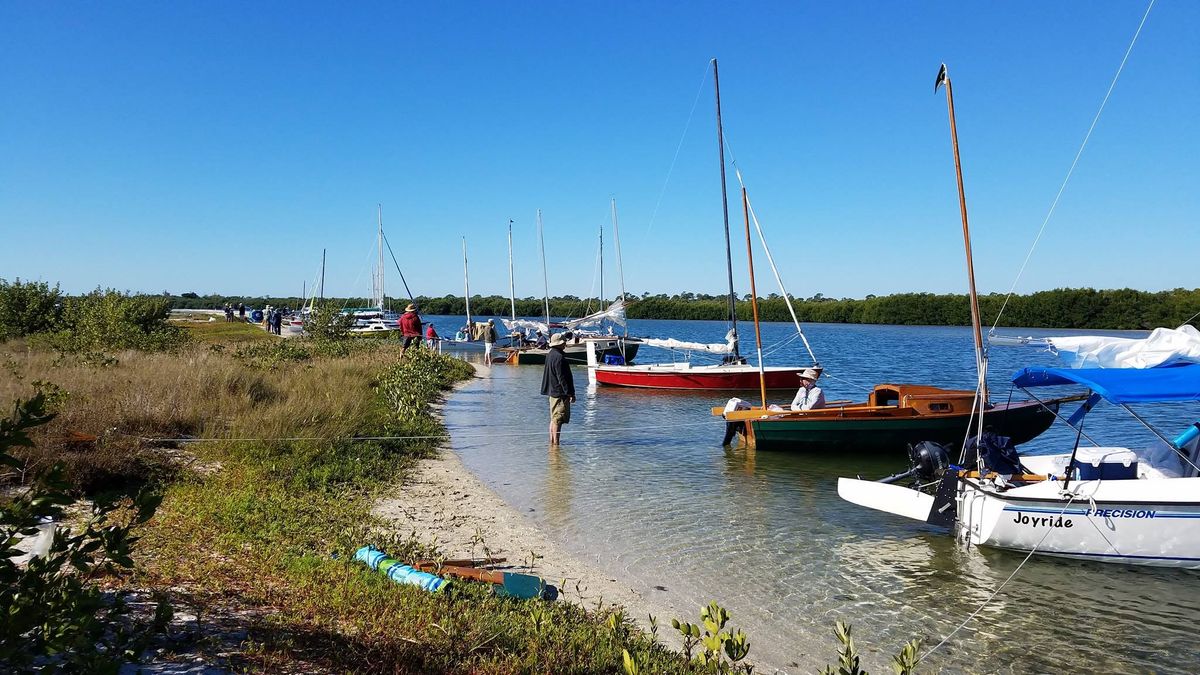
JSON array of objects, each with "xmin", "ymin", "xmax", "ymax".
[{"xmin": 433, "ymin": 317, "xmax": 1200, "ymax": 673}]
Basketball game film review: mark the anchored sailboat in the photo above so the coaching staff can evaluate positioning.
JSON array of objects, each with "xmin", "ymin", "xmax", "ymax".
[
  {"xmin": 590, "ymin": 59, "xmax": 812, "ymax": 390},
  {"xmin": 838, "ymin": 62, "xmax": 1200, "ymax": 568}
]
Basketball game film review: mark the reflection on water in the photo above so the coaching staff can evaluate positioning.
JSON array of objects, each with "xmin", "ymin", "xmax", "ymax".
[{"xmin": 438, "ymin": 319, "xmax": 1200, "ymax": 673}]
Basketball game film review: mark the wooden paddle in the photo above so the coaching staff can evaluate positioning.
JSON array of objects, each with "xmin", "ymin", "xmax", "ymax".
[{"xmin": 412, "ymin": 562, "xmax": 554, "ymax": 600}]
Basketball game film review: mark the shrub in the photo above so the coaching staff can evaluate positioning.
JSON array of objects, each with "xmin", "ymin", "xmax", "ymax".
[
  {"xmin": 40, "ymin": 289, "xmax": 187, "ymax": 353},
  {"xmin": 0, "ymin": 393, "xmax": 163, "ymax": 671},
  {"xmin": 0, "ymin": 278, "xmax": 61, "ymax": 338}
]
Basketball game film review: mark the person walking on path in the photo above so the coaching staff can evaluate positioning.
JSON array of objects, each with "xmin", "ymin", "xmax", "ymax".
[
  {"xmin": 483, "ymin": 318, "xmax": 498, "ymax": 362},
  {"xmin": 399, "ymin": 303, "xmax": 422, "ymax": 356},
  {"xmin": 540, "ymin": 332, "xmax": 576, "ymax": 446}
]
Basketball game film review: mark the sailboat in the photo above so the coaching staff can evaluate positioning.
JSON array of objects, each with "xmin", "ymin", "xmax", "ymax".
[
  {"xmin": 501, "ymin": 209, "xmax": 640, "ymax": 365},
  {"xmin": 837, "ymin": 64, "xmax": 1200, "ymax": 567},
  {"xmin": 589, "ymin": 59, "xmax": 811, "ymax": 390},
  {"xmin": 708, "ymin": 62, "xmax": 1074, "ymax": 451},
  {"xmin": 348, "ymin": 205, "xmax": 402, "ymax": 333}
]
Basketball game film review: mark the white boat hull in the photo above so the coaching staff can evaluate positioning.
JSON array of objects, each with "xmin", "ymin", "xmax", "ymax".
[{"xmin": 958, "ymin": 476, "xmax": 1200, "ymax": 568}]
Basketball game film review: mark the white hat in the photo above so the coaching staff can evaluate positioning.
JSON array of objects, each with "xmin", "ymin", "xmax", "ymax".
[
  {"xmin": 798, "ymin": 367, "xmax": 821, "ymax": 381},
  {"xmin": 548, "ymin": 333, "xmax": 567, "ymax": 347}
]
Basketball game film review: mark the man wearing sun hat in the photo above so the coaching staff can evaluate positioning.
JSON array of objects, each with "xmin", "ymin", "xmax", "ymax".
[
  {"xmin": 789, "ymin": 367, "xmax": 825, "ymax": 411},
  {"xmin": 399, "ymin": 303, "xmax": 422, "ymax": 356},
  {"xmin": 540, "ymin": 331, "xmax": 576, "ymax": 446}
]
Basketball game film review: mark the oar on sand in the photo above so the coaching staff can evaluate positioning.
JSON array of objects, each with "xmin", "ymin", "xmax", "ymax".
[{"xmin": 414, "ymin": 562, "xmax": 557, "ymax": 600}]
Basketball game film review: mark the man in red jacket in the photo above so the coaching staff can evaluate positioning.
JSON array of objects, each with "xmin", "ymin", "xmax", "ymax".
[{"xmin": 399, "ymin": 303, "xmax": 422, "ymax": 356}]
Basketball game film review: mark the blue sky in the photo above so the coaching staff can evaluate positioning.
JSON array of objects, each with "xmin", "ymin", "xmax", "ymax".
[{"xmin": 1, "ymin": 1, "xmax": 1196, "ymax": 301}]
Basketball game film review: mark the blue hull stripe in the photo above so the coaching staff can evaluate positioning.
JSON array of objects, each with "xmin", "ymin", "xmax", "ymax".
[
  {"xmin": 1003, "ymin": 506, "xmax": 1200, "ymax": 518},
  {"xmin": 1048, "ymin": 550, "xmax": 1200, "ymax": 563}
]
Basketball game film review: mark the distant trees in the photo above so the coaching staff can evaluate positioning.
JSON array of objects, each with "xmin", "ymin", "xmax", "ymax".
[{"xmin": 53, "ymin": 286, "xmax": 1200, "ymax": 331}]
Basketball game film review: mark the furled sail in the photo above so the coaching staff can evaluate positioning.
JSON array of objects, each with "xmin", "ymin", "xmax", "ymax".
[
  {"xmin": 501, "ymin": 318, "xmax": 549, "ymax": 334},
  {"xmin": 640, "ymin": 329, "xmax": 737, "ymax": 355},
  {"xmin": 1016, "ymin": 325, "xmax": 1200, "ymax": 369},
  {"xmin": 564, "ymin": 300, "xmax": 627, "ymax": 330}
]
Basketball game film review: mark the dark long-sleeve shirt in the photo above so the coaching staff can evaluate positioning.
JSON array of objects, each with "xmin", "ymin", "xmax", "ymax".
[{"xmin": 540, "ymin": 348, "xmax": 575, "ymax": 398}]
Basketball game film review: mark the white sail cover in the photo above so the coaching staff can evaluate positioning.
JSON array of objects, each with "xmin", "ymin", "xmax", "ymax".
[
  {"xmin": 501, "ymin": 318, "xmax": 549, "ymax": 333},
  {"xmin": 1046, "ymin": 325, "xmax": 1200, "ymax": 369},
  {"xmin": 564, "ymin": 300, "xmax": 627, "ymax": 330},
  {"xmin": 640, "ymin": 329, "xmax": 737, "ymax": 355}
]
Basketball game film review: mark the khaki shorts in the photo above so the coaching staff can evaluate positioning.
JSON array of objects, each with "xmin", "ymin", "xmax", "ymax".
[{"xmin": 549, "ymin": 396, "xmax": 571, "ymax": 424}]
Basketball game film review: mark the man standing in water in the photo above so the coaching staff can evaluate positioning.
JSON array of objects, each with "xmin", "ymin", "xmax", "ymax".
[
  {"xmin": 483, "ymin": 318, "xmax": 498, "ymax": 362},
  {"xmin": 540, "ymin": 332, "xmax": 575, "ymax": 446}
]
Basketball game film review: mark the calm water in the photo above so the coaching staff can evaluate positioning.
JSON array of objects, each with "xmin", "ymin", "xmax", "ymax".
[{"xmin": 431, "ymin": 317, "xmax": 1200, "ymax": 674}]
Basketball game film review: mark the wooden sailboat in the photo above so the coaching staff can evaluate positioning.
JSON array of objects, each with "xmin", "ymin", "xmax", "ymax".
[{"xmin": 712, "ymin": 63, "xmax": 1072, "ymax": 451}]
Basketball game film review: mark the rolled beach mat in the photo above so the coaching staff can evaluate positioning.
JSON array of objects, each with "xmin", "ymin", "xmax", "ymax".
[{"xmin": 353, "ymin": 545, "xmax": 450, "ymax": 593}]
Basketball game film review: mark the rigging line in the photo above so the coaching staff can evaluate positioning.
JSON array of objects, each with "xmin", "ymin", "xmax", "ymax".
[
  {"xmin": 1183, "ymin": 307, "xmax": 1200, "ymax": 327},
  {"xmin": 644, "ymin": 62, "xmax": 711, "ymax": 239},
  {"xmin": 342, "ymin": 239, "xmax": 380, "ymax": 311},
  {"xmin": 122, "ymin": 420, "xmax": 722, "ymax": 445},
  {"xmin": 916, "ymin": 492, "xmax": 1080, "ymax": 665},
  {"xmin": 990, "ymin": 0, "xmax": 1156, "ymax": 332},
  {"xmin": 381, "ymin": 232, "xmax": 415, "ymax": 302}
]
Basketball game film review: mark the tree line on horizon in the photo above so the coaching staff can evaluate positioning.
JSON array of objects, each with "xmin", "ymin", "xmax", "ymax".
[{"xmin": 149, "ymin": 286, "xmax": 1200, "ymax": 331}]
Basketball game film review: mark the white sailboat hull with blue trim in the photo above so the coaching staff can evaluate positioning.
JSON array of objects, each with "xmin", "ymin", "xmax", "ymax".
[{"xmin": 958, "ymin": 470, "xmax": 1200, "ymax": 569}]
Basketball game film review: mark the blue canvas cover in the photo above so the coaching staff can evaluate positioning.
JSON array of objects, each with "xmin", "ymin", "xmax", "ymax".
[{"xmin": 1011, "ymin": 364, "xmax": 1200, "ymax": 404}]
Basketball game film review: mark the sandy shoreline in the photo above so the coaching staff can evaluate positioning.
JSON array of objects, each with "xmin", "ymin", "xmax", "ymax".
[{"xmin": 371, "ymin": 363, "xmax": 672, "ymax": 630}]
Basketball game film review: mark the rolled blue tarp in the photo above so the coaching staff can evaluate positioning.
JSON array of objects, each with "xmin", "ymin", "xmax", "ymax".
[{"xmin": 353, "ymin": 545, "xmax": 450, "ymax": 593}]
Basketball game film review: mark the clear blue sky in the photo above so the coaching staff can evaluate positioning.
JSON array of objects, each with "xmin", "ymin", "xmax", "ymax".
[{"xmin": 2, "ymin": 1, "xmax": 1196, "ymax": 301}]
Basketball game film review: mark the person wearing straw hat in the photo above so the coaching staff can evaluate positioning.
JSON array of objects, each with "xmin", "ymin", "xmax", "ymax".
[
  {"xmin": 540, "ymin": 331, "xmax": 576, "ymax": 446},
  {"xmin": 399, "ymin": 303, "xmax": 422, "ymax": 356},
  {"xmin": 790, "ymin": 368, "xmax": 825, "ymax": 411}
]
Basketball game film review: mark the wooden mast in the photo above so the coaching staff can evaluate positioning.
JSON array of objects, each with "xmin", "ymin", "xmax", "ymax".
[
  {"xmin": 936, "ymin": 63, "xmax": 989, "ymax": 407},
  {"xmin": 713, "ymin": 58, "xmax": 740, "ymax": 361},
  {"xmin": 743, "ymin": 187, "xmax": 767, "ymax": 408}
]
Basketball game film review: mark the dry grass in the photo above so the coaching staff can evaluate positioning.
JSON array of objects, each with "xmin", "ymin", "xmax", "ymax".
[{"xmin": 0, "ymin": 334, "xmax": 401, "ymax": 495}]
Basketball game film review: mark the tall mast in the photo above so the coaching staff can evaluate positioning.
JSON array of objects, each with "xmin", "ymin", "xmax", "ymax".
[
  {"xmin": 936, "ymin": 64, "xmax": 988, "ymax": 406},
  {"xmin": 743, "ymin": 187, "xmax": 767, "ymax": 408},
  {"xmin": 538, "ymin": 209, "xmax": 550, "ymax": 327},
  {"xmin": 462, "ymin": 237, "xmax": 472, "ymax": 326},
  {"xmin": 376, "ymin": 204, "xmax": 385, "ymax": 312},
  {"xmin": 599, "ymin": 225, "xmax": 604, "ymax": 309},
  {"xmin": 713, "ymin": 58, "xmax": 740, "ymax": 360},
  {"xmin": 611, "ymin": 198, "xmax": 626, "ymax": 303},
  {"xmin": 507, "ymin": 220, "xmax": 517, "ymax": 321},
  {"xmin": 611, "ymin": 198, "xmax": 628, "ymax": 337},
  {"xmin": 319, "ymin": 248, "xmax": 326, "ymax": 301}
]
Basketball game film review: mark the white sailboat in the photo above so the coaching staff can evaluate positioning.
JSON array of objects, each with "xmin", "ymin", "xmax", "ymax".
[
  {"xmin": 349, "ymin": 205, "xmax": 402, "ymax": 333},
  {"xmin": 838, "ymin": 64, "xmax": 1200, "ymax": 568}
]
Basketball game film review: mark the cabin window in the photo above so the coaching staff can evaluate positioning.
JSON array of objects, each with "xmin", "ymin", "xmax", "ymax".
[
  {"xmin": 928, "ymin": 403, "xmax": 951, "ymax": 412},
  {"xmin": 873, "ymin": 389, "xmax": 900, "ymax": 407}
]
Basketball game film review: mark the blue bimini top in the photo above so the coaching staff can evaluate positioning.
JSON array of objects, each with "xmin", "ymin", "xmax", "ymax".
[{"xmin": 1011, "ymin": 364, "xmax": 1200, "ymax": 404}]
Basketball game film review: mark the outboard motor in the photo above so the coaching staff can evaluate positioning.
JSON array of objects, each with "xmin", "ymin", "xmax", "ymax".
[{"xmin": 877, "ymin": 441, "xmax": 951, "ymax": 484}]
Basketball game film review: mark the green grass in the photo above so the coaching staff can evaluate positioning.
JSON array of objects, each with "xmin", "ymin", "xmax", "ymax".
[{"xmin": 180, "ymin": 319, "xmax": 277, "ymax": 344}]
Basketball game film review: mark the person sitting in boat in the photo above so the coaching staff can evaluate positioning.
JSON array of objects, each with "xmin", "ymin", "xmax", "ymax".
[
  {"xmin": 534, "ymin": 331, "xmax": 549, "ymax": 349},
  {"xmin": 790, "ymin": 368, "xmax": 825, "ymax": 411}
]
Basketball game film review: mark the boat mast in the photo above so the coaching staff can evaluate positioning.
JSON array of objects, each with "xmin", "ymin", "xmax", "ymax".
[
  {"xmin": 462, "ymin": 237, "xmax": 472, "ymax": 326},
  {"xmin": 743, "ymin": 187, "xmax": 767, "ymax": 408},
  {"xmin": 936, "ymin": 64, "xmax": 989, "ymax": 407},
  {"xmin": 599, "ymin": 225, "xmax": 604, "ymax": 310},
  {"xmin": 319, "ymin": 248, "xmax": 326, "ymax": 301},
  {"xmin": 611, "ymin": 198, "xmax": 628, "ymax": 336},
  {"xmin": 376, "ymin": 204, "xmax": 386, "ymax": 312},
  {"xmin": 713, "ymin": 58, "xmax": 740, "ymax": 360},
  {"xmin": 538, "ymin": 209, "xmax": 550, "ymax": 327},
  {"xmin": 507, "ymin": 220, "xmax": 517, "ymax": 321}
]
